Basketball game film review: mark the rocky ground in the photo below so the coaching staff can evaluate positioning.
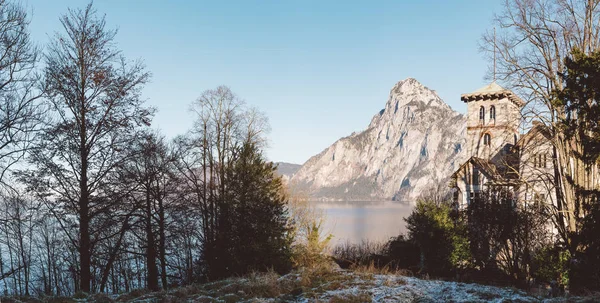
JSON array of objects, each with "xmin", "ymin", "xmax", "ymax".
[{"xmin": 6, "ymin": 269, "xmax": 596, "ymax": 303}]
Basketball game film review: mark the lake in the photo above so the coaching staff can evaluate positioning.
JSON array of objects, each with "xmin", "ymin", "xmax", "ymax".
[{"xmin": 313, "ymin": 201, "xmax": 414, "ymax": 246}]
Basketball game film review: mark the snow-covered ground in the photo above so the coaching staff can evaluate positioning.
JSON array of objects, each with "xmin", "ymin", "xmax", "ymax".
[
  {"xmin": 6, "ymin": 269, "xmax": 593, "ymax": 302},
  {"xmin": 313, "ymin": 274, "xmax": 536, "ymax": 302},
  {"xmin": 114, "ymin": 269, "xmax": 596, "ymax": 303}
]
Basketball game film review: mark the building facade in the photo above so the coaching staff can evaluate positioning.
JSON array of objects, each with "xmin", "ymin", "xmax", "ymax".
[{"xmin": 450, "ymin": 82, "xmax": 557, "ymax": 209}]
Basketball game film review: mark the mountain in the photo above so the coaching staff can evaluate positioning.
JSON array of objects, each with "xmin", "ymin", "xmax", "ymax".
[
  {"xmin": 275, "ymin": 162, "xmax": 302, "ymax": 183},
  {"xmin": 289, "ymin": 78, "xmax": 466, "ymax": 202}
]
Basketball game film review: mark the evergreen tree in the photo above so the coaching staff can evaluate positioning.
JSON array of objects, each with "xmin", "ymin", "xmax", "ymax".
[
  {"xmin": 405, "ymin": 199, "xmax": 467, "ymax": 277},
  {"xmin": 206, "ymin": 142, "xmax": 293, "ymax": 279},
  {"xmin": 554, "ymin": 49, "xmax": 600, "ymax": 292},
  {"xmin": 554, "ymin": 48, "xmax": 600, "ymax": 214}
]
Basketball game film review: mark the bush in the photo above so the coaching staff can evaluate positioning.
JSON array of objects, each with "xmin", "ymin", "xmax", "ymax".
[
  {"xmin": 287, "ymin": 190, "xmax": 334, "ymax": 271},
  {"xmin": 570, "ymin": 198, "xmax": 600, "ymax": 293},
  {"xmin": 332, "ymin": 240, "xmax": 387, "ymax": 269},
  {"xmin": 531, "ymin": 245, "xmax": 569, "ymax": 287},
  {"xmin": 405, "ymin": 199, "xmax": 469, "ymax": 277},
  {"xmin": 385, "ymin": 235, "xmax": 420, "ymax": 272},
  {"xmin": 465, "ymin": 188, "xmax": 550, "ymax": 286},
  {"xmin": 291, "ymin": 220, "xmax": 333, "ymax": 270}
]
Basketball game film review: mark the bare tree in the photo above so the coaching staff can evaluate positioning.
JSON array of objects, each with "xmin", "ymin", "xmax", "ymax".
[
  {"xmin": 0, "ymin": 0, "xmax": 43, "ymax": 186},
  {"xmin": 484, "ymin": 0, "xmax": 600, "ymax": 248},
  {"xmin": 25, "ymin": 3, "xmax": 153, "ymax": 293},
  {"xmin": 36, "ymin": 213, "xmax": 68, "ymax": 296},
  {"xmin": 173, "ymin": 86, "xmax": 284, "ymax": 280},
  {"xmin": 0, "ymin": 191, "xmax": 36, "ymax": 295},
  {"xmin": 119, "ymin": 131, "xmax": 175, "ymax": 291}
]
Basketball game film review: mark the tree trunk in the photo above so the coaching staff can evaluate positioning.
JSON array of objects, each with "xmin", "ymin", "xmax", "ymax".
[
  {"xmin": 79, "ymin": 144, "xmax": 91, "ymax": 293},
  {"xmin": 158, "ymin": 195, "xmax": 167, "ymax": 290},
  {"xmin": 99, "ymin": 217, "xmax": 129, "ymax": 292},
  {"xmin": 79, "ymin": 200, "xmax": 91, "ymax": 293},
  {"xmin": 145, "ymin": 187, "xmax": 159, "ymax": 291}
]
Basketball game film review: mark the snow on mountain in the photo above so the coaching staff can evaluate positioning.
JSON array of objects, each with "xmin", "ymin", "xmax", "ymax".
[{"xmin": 290, "ymin": 78, "xmax": 466, "ymax": 202}]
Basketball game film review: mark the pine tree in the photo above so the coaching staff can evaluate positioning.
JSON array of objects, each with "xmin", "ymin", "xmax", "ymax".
[{"xmin": 206, "ymin": 142, "xmax": 293, "ymax": 279}]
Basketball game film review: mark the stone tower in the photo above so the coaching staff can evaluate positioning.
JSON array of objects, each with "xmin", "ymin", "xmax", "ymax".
[{"xmin": 460, "ymin": 82, "xmax": 524, "ymax": 160}]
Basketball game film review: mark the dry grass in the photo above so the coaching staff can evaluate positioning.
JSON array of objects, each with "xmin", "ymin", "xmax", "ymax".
[
  {"xmin": 326, "ymin": 292, "xmax": 372, "ymax": 303},
  {"xmin": 115, "ymin": 288, "xmax": 151, "ymax": 302},
  {"xmin": 351, "ymin": 261, "xmax": 392, "ymax": 275},
  {"xmin": 242, "ymin": 270, "xmax": 290, "ymax": 298},
  {"xmin": 350, "ymin": 259, "xmax": 412, "ymax": 277},
  {"xmin": 333, "ymin": 241, "xmax": 386, "ymax": 264}
]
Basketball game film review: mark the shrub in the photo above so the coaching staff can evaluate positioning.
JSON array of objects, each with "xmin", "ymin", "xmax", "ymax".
[
  {"xmin": 531, "ymin": 245, "xmax": 570, "ymax": 287},
  {"xmin": 465, "ymin": 187, "xmax": 550, "ymax": 286},
  {"xmin": 332, "ymin": 240, "xmax": 387, "ymax": 269},
  {"xmin": 384, "ymin": 235, "xmax": 420, "ymax": 272},
  {"xmin": 292, "ymin": 219, "xmax": 333, "ymax": 270},
  {"xmin": 405, "ymin": 199, "xmax": 469, "ymax": 277},
  {"xmin": 288, "ymin": 190, "xmax": 334, "ymax": 271}
]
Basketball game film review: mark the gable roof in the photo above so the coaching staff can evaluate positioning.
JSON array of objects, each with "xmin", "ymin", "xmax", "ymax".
[
  {"xmin": 516, "ymin": 122, "xmax": 552, "ymax": 148},
  {"xmin": 460, "ymin": 82, "xmax": 525, "ymax": 107},
  {"xmin": 452, "ymin": 156, "xmax": 521, "ymax": 186},
  {"xmin": 452, "ymin": 156, "xmax": 503, "ymax": 180}
]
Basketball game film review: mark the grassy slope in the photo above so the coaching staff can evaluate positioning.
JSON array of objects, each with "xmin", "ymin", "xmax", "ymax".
[{"xmin": 9, "ymin": 268, "xmax": 599, "ymax": 303}]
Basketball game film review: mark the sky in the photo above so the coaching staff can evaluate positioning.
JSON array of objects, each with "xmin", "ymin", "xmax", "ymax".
[{"xmin": 25, "ymin": 0, "xmax": 504, "ymax": 165}]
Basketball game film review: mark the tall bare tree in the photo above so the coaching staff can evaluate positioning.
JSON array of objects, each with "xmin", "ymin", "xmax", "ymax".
[
  {"xmin": 25, "ymin": 3, "xmax": 153, "ymax": 293},
  {"xmin": 0, "ymin": 191, "xmax": 36, "ymax": 295},
  {"xmin": 484, "ymin": 0, "xmax": 600, "ymax": 249},
  {"xmin": 173, "ymin": 86, "xmax": 286, "ymax": 280},
  {"xmin": 119, "ymin": 131, "xmax": 175, "ymax": 291},
  {"xmin": 0, "ymin": 0, "xmax": 43, "ymax": 186}
]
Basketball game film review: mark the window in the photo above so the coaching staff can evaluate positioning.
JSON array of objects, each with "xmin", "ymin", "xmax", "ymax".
[
  {"xmin": 490, "ymin": 105, "xmax": 496, "ymax": 120},
  {"xmin": 472, "ymin": 168, "xmax": 480, "ymax": 185},
  {"xmin": 533, "ymin": 153, "xmax": 547, "ymax": 168},
  {"xmin": 542, "ymin": 154, "xmax": 547, "ymax": 168},
  {"xmin": 479, "ymin": 106, "xmax": 485, "ymax": 123},
  {"xmin": 483, "ymin": 133, "xmax": 491, "ymax": 146},
  {"xmin": 538, "ymin": 154, "xmax": 546, "ymax": 168},
  {"xmin": 533, "ymin": 193, "xmax": 546, "ymax": 211}
]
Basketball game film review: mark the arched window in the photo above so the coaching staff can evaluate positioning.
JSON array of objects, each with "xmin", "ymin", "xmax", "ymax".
[
  {"xmin": 479, "ymin": 106, "xmax": 485, "ymax": 123},
  {"xmin": 483, "ymin": 133, "xmax": 491, "ymax": 146},
  {"xmin": 490, "ymin": 105, "xmax": 496, "ymax": 120}
]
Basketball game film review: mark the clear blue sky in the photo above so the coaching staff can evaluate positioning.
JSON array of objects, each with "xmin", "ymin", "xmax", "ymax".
[{"xmin": 26, "ymin": 0, "xmax": 503, "ymax": 164}]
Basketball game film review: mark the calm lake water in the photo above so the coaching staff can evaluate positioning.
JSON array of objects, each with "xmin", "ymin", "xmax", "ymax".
[{"xmin": 313, "ymin": 201, "xmax": 414, "ymax": 245}]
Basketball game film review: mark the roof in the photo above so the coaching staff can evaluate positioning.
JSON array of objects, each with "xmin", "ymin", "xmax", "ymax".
[
  {"xmin": 516, "ymin": 121, "xmax": 552, "ymax": 148},
  {"xmin": 451, "ymin": 156, "xmax": 520, "ymax": 186},
  {"xmin": 460, "ymin": 82, "xmax": 525, "ymax": 107},
  {"xmin": 451, "ymin": 156, "xmax": 503, "ymax": 180}
]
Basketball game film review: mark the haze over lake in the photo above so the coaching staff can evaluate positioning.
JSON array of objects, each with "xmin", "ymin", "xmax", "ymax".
[{"xmin": 314, "ymin": 201, "xmax": 414, "ymax": 245}]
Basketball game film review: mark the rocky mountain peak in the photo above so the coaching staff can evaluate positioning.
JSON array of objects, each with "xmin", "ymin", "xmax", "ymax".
[
  {"xmin": 382, "ymin": 78, "xmax": 448, "ymax": 116},
  {"xmin": 391, "ymin": 77, "xmax": 426, "ymax": 93},
  {"xmin": 370, "ymin": 78, "xmax": 455, "ymax": 128},
  {"xmin": 291, "ymin": 78, "xmax": 466, "ymax": 202}
]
